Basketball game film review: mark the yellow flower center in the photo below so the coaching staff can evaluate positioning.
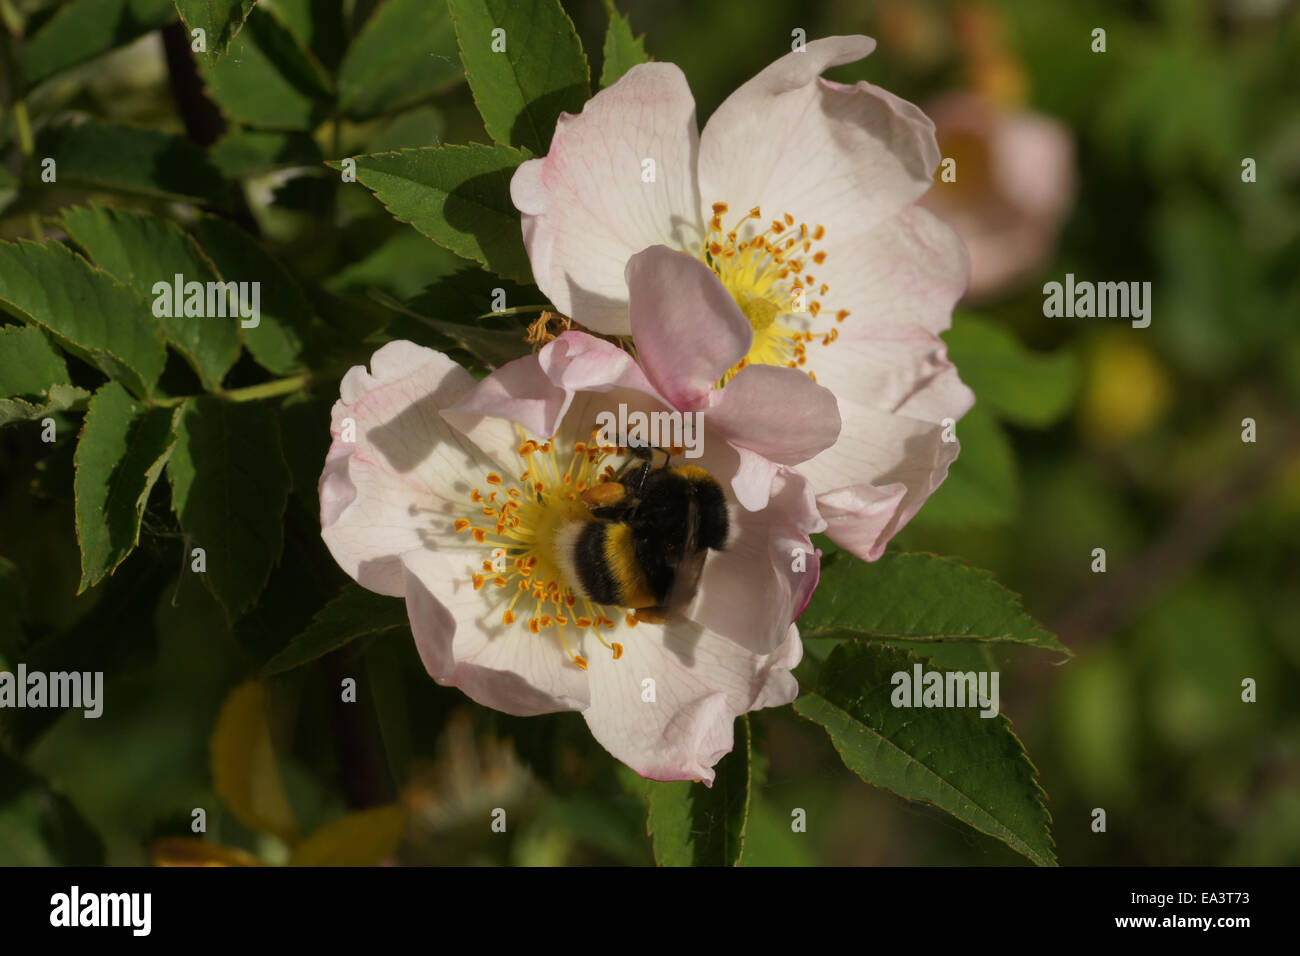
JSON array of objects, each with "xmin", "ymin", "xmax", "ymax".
[
  {"xmin": 702, "ymin": 202, "xmax": 850, "ymax": 384},
  {"xmin": 451, "ymin": 429, "xmax": 642, "ymax": 669}
]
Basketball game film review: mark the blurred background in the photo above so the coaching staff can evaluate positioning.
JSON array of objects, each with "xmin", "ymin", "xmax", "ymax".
[{"xmin": 1, "ymin": 0, "xmax": 1298, "ymax": 865}]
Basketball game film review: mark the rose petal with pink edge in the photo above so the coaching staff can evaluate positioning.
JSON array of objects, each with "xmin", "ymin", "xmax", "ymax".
[
  {"xmin": 706, "ymin": 363, "xmax": 841, "ymax": 465},
  {"xmin": 511, "ymin": 63, "xmax": 706, "ymax": 335},
  {"xmin": 441, "ymin": 353, "xmax": 571, "ymax": 443},
  {"xmin": 320, "ymin": 342, "xmax": 509, "ymax": 597},
  {"xmin": 403, "ymin": 550, "xmax": 589, "ymax": 716},
  {"xmin": 537, "ymin": 330, "xmax": 661, "ymax": 399},
  {"xmin": 698, "ymin": 36, "xmax": 939, "ymax": 249},
  {"xmin": 580, "ymin": 618, "xmax": 801, "ymax": 783},
  {"xmin": 626, "ymin": 245, "xmax": 751, "ymax": 408}
]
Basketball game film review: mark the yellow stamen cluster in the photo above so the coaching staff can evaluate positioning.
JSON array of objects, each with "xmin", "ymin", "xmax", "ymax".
[
  {"xmin": 451, "ymin": 428, "xmax": 635, "ymax": 669},
  {"xmin": 702, "ymin": 202, "xmax": 848, "ymax": 383}
]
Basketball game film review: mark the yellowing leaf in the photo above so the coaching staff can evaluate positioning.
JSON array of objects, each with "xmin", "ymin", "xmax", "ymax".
[
  {"xmin": 287, "ymin": 805, "xmax": 406, "ymax": 867},
  {"xmin": 150, "ymin": 837, "xmax": 265, "ymax": 867},
  {"xmin": 210, "ymin": 680, "xmax": 298, "ymax": 843}
]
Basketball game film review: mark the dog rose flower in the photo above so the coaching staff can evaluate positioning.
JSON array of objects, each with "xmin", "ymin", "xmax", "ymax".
[
  {"xmin": 318, "ymin": 259, "xmax": 838, "ymax": 782},
  {"xmin": 511, "ymin": 35, "xmax": 974, "ymax": 560},
  {"xmin": 920, "ymin": 91, "xmax": 1075, "ymax": 299}
]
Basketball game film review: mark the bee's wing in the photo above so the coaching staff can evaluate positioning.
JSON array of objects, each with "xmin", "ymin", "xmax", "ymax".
[
  {"xmin": 662, "ymin": 493, "xmax": 706, "ymax": 609},
  {"xmin": 664, "ymin": 545, "xmax": 708, "ymax": 611}
]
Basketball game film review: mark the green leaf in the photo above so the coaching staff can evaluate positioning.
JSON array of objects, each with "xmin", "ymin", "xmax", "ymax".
[
  {"xmin": 0, "ymin": 325, "xmax": 71, "ymax": 396},
  {"xmin": 62, "ymin": 206, "xmax": 242, "ymax": 392},
  {"xmin": 166, "ymin": 396, "xmax": 290, "ymax": 620},
  {"xmin": 35, "ymin": 121, "xmax": 227, "ymax": 205},
  {"xmin": 364, "ymin": 634, "xmax": 415, "ymax": 790},
  {"xmin": 0, "ymin": 557, "xmax": 171, "ymax": 751},
  {"xmin": 174, "ymin": 0, "xmax": 257, "ymax": 59},
  {"xmin": 0, "ymin": 385, "xmax": 91, "ymax": 427},
  {"xmin": 645, "ymin": 715, "xmax": 751, "ymax": 866},
  {"xmin": 271, "ymin": 0, "xmax": 348, "ymax": 71},
  {"xmin": 362, "ymin": 106, "xmax": 446, "ymax": 155},
  {"xmin": 337, "ymin": 0, "xmax": 462, "ymax": 119},
  {"xmin": 446, "ymin": 0, "xmax": 589, "ymax": 154},
  {"xmin": 598, "ymin": 0, "xmax": 650, "ymax": 88},
  {"xmin": 794, "ymin": 641, "xmax": 1056, "ymax": 867},
  {"xmin": 0, "ymin": 556, "xmax": 24, "ymax": 667},
  {"xmin": 912, "ymin": 402, "xmax": 1017, "ymax": 528},
  {"xmin": 208, "ymin": 129, "xmax": 323, "ymax": 177},
  {"xmin": 799, "ymin": 552, "xmax": 1070, "ymax": 656},
  {"xmin": 372, "ymin": 272, "xmax": 538, "ymax": 369},
  {"xmin": 198, "ymin": 6, "xmax": 332, "ymax": 129},
  {"xmin": 335, "ymin": 144, "xmax": 532, "ymax": 283},
  {"xmin": 190, "ymin": 214, "xmax": 314, "ymax": 374},
  {"xmin": 737, "ymin": 797, "xmax": 815, "ymax": 867},
  {"xmin": 0, "ymin": 752, "xmax": 104, "ymax": 865},
  {"xmin": 0, "ymin": 327, "xmax": 86, "ymax": 426},
  {"xmin": 0, "ymin": 240, "xmax": 167, "ymax": 399},
  {"xmin": 945, "ymin": 314, "xmax": 1080, "ymax": 428},
  {"xmin": 261, "ymin": 584, "xmax": 410, "ymax": 676},
  {"xmin": 24, "ymin": 0, "xmax": 176, "ymax": 85},
  {"xmin": 73, "ymin": 382, "xmax": 180, "ymax": 591}
]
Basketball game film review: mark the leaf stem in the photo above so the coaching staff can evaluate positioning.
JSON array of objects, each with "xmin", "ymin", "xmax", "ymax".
[
  {"xmin": 151, "ymin": 373, "xmax": 313, "ymax": 407},
  {"xmin": 224, "ymin": 374, "xmax": 311, "ymax": 402}
]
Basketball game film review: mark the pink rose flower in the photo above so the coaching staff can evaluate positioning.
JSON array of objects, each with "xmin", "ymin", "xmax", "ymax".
[
  {"xmin": 511, "ymin": 35, "xmax": 974, "ymax": 561},
  {"xmin": 318, "ymin": 249, "xmax": 839, "ymax": 782},
  {"xmin": 920, "ymin": 91, "xmax": 1076, "ymax": 300}
]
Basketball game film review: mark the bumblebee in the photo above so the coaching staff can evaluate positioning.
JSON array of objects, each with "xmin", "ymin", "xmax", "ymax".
[{"xmin": 553, "ymin": 448, "xmax": 729, "ymax": 621}]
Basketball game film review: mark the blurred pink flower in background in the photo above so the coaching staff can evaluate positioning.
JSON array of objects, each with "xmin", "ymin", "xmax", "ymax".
[{"xmin": 920, "ymin": 91, "xmax": 1076, "ymax": 300}]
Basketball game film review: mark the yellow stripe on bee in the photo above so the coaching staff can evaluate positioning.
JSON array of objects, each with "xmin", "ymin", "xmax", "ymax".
[
  {"xmin": 603, "ymin": 523, "xmax": 655, "ymax": 609},
  {"xmin": 670, "ymin": 465, "xmax": 713, "ymax": 483}
]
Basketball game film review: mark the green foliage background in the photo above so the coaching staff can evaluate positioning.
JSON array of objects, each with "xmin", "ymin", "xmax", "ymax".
[{"xmin": 0, "ymin": 0, "xmax": 1297, "ymax": 866}]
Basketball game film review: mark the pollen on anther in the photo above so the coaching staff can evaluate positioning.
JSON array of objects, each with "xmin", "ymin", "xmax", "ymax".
[
  {"xmin": 612, "ymin": 642, "xmax": 625, "ymax": 660},
  {"xmin": 486, "ymin": 473, "xmax": 502, "ymax": 485},
  {"xmin": 573, "ymin": 656, "xmax": 589, "ymax": 671},
  {"xmin": 625, "ymin": 613, "xmax": 638, "ymax": 627},
  {"xmin": 503, "ymin": 610, "xmax": 515, "ymax": 625},
  {"xmin": 454, "ymin": 518, "xmax": 471, "ymax": 532},
  {"xmin": 529, "ymin": 618, "xmax": 541, "ymax": 634},
  {"xmin": 836, "ymin": 309, "xmax": 850, "ymax": 322},
  {"xmin": 472, "ymin": 574, "xmax": 485, "ymax": 590},
  {"xmin": 471, "ymin": 528, "xmax": 487, "ymax": 543},
  {"xmin": 712, "ymin": 201, "xmax": 729, "ymax": 215}
]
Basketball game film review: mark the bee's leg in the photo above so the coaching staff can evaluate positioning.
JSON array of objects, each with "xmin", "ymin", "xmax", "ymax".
[
  {"xmin": 630, "ymin": 606, "xmax": 670, "ymax": 625},
  {"xmin": 612, "ymin": 444, "xmax": 655, "ymax": 493}
]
